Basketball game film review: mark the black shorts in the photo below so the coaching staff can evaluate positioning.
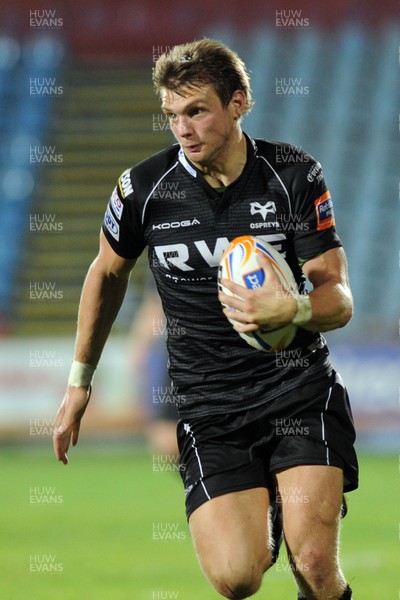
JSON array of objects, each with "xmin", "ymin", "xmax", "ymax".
[{"xmin": 177, "ymin": 370, "xmax": 359, "ymax": 519}]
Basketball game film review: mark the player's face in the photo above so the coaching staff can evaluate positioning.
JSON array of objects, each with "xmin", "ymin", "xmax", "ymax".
[{"xmin": 161, "ymin": 84, "xmax": 244, "ymax": 169}]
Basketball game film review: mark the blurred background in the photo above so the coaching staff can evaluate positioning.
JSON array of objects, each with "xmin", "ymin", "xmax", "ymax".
[{"xmin": 0, "ymin": 1, "xmax": 399, "ymax": 599}]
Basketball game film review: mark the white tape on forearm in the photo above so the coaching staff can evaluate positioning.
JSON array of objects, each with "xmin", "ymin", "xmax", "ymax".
[
  {"xmin": 68, "ymin": 360, "xmax": 96, "ymax": 387},
  {"xmin": 292, "ymin": 294, "xmax": 312, "ymax": 327}
]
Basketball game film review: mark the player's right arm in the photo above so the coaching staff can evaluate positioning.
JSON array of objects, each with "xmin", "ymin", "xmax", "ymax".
[{"xmin": 53, "ymin": 230, "xmax": 136, "ymax": 465}]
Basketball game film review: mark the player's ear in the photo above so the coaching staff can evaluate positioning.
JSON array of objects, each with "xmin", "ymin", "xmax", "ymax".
[{"xmin": 230, "ymin": 90, "xmax": 246, "ymax": 120}]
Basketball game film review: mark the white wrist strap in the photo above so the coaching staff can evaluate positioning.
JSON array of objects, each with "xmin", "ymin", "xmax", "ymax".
[
  {"xmin": 292, "ymin": 294, "xmax": 312, "ymax": 327},
  {"xmin": 68, "ymin": 360, "xmax": 96, "ymax": 388}
]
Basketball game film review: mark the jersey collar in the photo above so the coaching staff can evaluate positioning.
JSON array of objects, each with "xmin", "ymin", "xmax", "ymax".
[{"xmin": 178, "ymin": 147, "xmax": 197, "ymax": 177}]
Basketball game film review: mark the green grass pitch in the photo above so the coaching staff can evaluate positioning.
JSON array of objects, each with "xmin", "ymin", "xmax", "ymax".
[{"xmin": 1, "ymin": 446, "xmax": 397, "ymax": 599}]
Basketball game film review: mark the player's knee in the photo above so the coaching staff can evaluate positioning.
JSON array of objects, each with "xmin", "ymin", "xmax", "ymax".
[
  {"xmin": 294, "ymin": 547, "xmax": 338, "ymax": 589},
  {"xmin": 215, "ymin": 577, "xmax": 261, "ymax": 600},
  {"xmin": 213, "ymin": 565, "xmax": 264, "ymax": 599}
]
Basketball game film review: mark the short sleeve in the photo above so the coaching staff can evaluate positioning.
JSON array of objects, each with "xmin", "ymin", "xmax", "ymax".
[
  {"xmin": 291, "ymin": 156, "xmax": 342, "ymax": 264},
  {"xmin": 102, "ymin": 168, "xmax": 145, "ymax": 259}
]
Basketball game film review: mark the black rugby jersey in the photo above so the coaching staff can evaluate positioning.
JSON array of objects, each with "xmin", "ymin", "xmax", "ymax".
[{"xmin": 102, "ymin": 135, "xmax": 341, "ymax": 418}]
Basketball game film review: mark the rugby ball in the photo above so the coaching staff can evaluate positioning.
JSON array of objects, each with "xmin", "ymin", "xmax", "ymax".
[{"xmin": 218, "ymin": 235, "xmax": 298, "ymax": 352}]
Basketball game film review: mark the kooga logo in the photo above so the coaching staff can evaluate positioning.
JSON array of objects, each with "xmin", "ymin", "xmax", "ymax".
[{"xmin": 153, "ymin": 218, "xmax": 200, "ymax": 230}]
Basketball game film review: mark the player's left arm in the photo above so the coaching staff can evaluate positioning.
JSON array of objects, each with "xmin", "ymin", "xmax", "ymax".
[
  {"xmin": 298, "ymin": 245, "xmax": 353, "ymax": 332},
  {"xmin": 220, "ymin": 153, "xmax": 353, "ymax": 334}
]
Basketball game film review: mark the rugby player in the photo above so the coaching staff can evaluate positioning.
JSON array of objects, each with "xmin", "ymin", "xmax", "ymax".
[{"xmin": 53, "ymin": 39, "xmax": 358, "ymax": 600}]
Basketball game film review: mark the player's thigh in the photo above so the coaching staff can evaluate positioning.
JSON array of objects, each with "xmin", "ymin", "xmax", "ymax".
[
  {"xmin": 189, "ymin": 487, "xmax": 272, "ymax": 584},
  {"xmin": 275, "ymin": 465, "xmax": 343, "ymax": 562}
]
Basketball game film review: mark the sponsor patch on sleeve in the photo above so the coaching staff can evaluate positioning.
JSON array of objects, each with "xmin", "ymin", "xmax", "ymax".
[
  {"xmin": 110, "ymin": 187, "xmax": 123, "ymax": 220},
  {"xmin": 118, "ymin": 169, "xmax": 133, "ymax": 199},
  {"xmin": 307, "ymin": 161, "xmax": 323, "ymax": 183},
  {"xmin": 314, "ymin": 191, "xmax": 335, "ymax": 231},
  {"xmin": 104, "ymin": 207, "xmax": 120, "ymax": 241}
]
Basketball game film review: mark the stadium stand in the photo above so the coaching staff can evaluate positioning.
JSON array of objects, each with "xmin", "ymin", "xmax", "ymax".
[
  {"xmin": 10, "ymin": 63, "xmax": 170, "ymax": 334},
  {"xmin": 0, "ymin": 35, "xmax": 63, "ymax": 331}
]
